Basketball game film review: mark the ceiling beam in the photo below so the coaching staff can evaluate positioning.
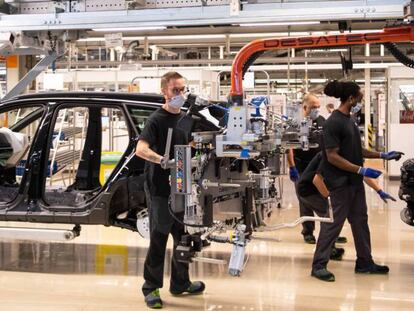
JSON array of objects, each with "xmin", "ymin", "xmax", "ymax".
[{"xmin": 0, "ymin": 1, "xmax": 405, "ymax": 32}]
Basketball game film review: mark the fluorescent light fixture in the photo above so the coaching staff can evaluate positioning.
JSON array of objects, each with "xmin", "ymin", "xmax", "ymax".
[
  {"xmin": 238, "ymin": 21, "xmax": 320, "ymax": 27},
  {"xmin": 148, "ymin": 34, "xmax": 226, "ymax": 40},
  {"xmin": 255, "ymin": 78, "xmax": 328, "ymax": 84},
  {"xmin": 77, "ymin": 29, "xmax": 384, "ymax": 42},
  {"xmin": 92, "ymin": 26, "xmax": 167, "ymax": 32},
  {"xmin": 77, "ymin": 34, "xmax": 225, "ymax": 42},
  {"xmin": 230, "ymin": 32, "xmax": 319, "ymax": 38},
  {"xmin": 311, "ymin": 48, "xmax": 348, "ymax": 53},
  {"xmin": 355, "ymin": 79, "xmax": 386, "ymax": 83},
  {"xmin": 78, "ymin": 36, "xmax": 145, "ymax": 42}
]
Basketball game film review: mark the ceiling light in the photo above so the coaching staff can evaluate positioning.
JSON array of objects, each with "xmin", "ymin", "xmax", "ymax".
[
  {"xmin": 233, "ymin": 32, "xmax": 315, "ymax": 38},
  {"xmin": 77, "ymin": 29, "xmax": 384, "ymax": 43},
  {"xmin": 92, "ymin": 26, "xmax": 167, "ymax": 32},
  {"xmin": 311, "ymin": 49, "xmax": 348, "ymax": 53},
  {"xmin": 238, "ymin": 21, "xmax": 321, "ymax": 27},
  {"xmin": 255, "ymin": 78, "xmax": 328, "ymax": 84},
  {"xmin": 148, "ymin": 34, "xmax": 227, "ymax": 40},
  {"xmin": 77, "ymin": 36, "xmax": 145, "ymax": 42}
]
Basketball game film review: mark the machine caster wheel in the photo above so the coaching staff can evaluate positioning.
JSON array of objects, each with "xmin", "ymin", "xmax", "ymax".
[{"xmin": 401, "ymin": 207, "xmax": 414, "ymax": 226}]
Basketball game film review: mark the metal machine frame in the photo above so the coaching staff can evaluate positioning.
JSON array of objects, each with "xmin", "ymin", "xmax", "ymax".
[{"xmin": 161, "ymin": 22, "xmax": 414, "ymax": 276}]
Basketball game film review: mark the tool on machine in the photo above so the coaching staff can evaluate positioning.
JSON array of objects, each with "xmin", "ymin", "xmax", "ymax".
[
  {"xmin": 156, "ymin": 91, "xmax": 325, "ymax": 276},
  {"xmin": 400, "ymin": 159, "xmax": 414, "ymax": 226}
]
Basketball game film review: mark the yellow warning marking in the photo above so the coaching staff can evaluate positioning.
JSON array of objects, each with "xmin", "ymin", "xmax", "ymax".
[
  {"xmin": 96, "ymin": 244, "xmax": 129, "ymax": 275},
  {"xmin": 368, "ymin": 124, "xmax": 374, "ymax": 150}
]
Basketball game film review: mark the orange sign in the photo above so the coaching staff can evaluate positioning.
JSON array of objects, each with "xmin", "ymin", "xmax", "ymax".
[{"xmin": 6, "ymin": 55, "xmax": 18, "ymax": 68}]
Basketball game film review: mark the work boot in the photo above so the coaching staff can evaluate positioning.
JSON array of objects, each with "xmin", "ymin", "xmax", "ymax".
[
  {"xmin": 144, "ymin": 289, "xmax": 163, "ymax": 309},
  {"xmin": 303, "ymin": 234, "xmax": 316, "ymax": 244},
  {"xmin": 330, "ymin": 247, "xmax": 345, "ymax": 261},
  {"xmin": 311, "ymin": 268, "xmax": 335, "ymax": 282},
  {"xmin": 336, "ymin": 236, "xmax": 348, "ymax": 244},
  {"xmin": 355, "ymin": 262, "xmax": 390, "ymax": 274},
  {"xmin": 170, "ymin": 281, "xmax": 206, "ymax": 296}
]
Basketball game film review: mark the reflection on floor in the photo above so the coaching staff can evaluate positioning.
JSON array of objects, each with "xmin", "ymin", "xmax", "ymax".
[{"xmin": 0, "ymin": 177, "xmax": 413, "ymax": 311}]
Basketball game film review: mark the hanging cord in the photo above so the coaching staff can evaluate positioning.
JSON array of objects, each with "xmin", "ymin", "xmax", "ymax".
[
  {"xmin": 384, "ymin": 42, "xmax": 414, "ymax": 69},
  {"xmin": 167, "ymin": 199, "xmax": 208, "ymax": 228}
]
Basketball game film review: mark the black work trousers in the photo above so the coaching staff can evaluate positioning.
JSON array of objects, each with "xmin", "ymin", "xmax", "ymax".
[
  {"xmin": 294, "ymin": 182, "xmax": 317, "ymax": 236},
  {"xmin": 300, "ymin": 193, "xmax": 329, "ymax": 219},
  {"xmin": 142, "ymin": 195, "xmax": 191, "ymax": 296},
  {"xmin": 312, "ymin": 184, "xmax": 373, "ymax": 271}
]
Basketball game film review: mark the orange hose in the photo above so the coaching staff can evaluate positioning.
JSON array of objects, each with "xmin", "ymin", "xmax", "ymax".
[{"xmin": 230, "ymin": 25, "xmax": 414, "ymax": 97}]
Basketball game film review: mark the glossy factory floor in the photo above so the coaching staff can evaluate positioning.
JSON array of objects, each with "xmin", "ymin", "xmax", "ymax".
[{"xmin": 0, "ymin": 175, "xmax": 413, "ymax": 311}]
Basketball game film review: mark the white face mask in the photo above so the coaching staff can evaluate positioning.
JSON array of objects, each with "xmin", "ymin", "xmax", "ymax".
[
  {"xmin": 169, "ymin": 94, "xmax": 186, "ymax": 109},
  {"xmin": 351, "ymin": 102, "xmax": 362, "ymax": 114},
  {"xmin": 309, "ymin": 108, "xmax": 320, "ymax": 120}
]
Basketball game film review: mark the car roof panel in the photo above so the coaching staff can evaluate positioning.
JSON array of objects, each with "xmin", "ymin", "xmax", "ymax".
[{"xmin": 1, "ymin": 92, "xmax": 165, "ymax": 105}]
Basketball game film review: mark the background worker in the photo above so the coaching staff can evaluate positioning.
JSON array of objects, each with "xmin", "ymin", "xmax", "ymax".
[
  {"xmin": 326, "ymin": 103, "xmax": 335, "ymax": 118},
  {"xmin": 311, "ymin": 80, "xmax": 404, "ymax": 282},
  {"xmin": 136, "ymin": 71, "xmax": 205, "ymax": 309},
  {"xmin": 288, "ymin": 93, "xmax": 346, "ymax": 244}
]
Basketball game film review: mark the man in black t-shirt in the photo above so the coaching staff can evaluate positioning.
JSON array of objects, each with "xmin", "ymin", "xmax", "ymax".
[
  {"xmin": 287, "ymin": 93, "xmax": 328, "ymax": 244},
  {"xmin": 136, "ymin": 72, "xmax": 205, "ymax": 309},
  {"xmin": 311, "ymin": 80, "xmax": 403, "ymax": 282}
]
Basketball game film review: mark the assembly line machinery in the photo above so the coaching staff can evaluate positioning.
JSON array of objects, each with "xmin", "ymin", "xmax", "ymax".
[
  {"xmin": 0, "ymin": 0, "xmax": 414, "ymax": 277},
  {"xmin": 152, "ymin": 18, "xmax": 414, "ymax": 275}
]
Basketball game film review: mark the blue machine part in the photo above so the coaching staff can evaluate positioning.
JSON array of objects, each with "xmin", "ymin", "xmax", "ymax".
[
  {"xmin": 240, "ymin": 149, "xmax": 250, "ymax": 159},
  {"xmin": 250, "ymin": 96, "xmax": 269, "ymax": 117}
]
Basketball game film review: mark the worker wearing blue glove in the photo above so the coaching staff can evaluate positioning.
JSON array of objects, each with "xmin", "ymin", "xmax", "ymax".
[
  {"xmin": 380, "ymin": 151, "xmax": 404, "ymax": 161},
  {"xmin": 312, "ymin": 80, "xmax": 395, "ymax": 282},
  {"xmin": 287, "ymin": 93, "xmax": 326, "ymax": 244},
  {"xmin": 357, "ymin": 167, "xmax": 382, "ymax": 179},
  {"xmin": 377, "ymin": 190, "xmax": 397, "ymax": 203},
  {"xmin": 289, "ymin": 166, "xmax": 300, "ymax": 182}
]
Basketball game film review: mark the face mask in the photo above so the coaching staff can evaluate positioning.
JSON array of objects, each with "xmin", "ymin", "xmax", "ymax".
[
  {"xmin": 169, "ymin": 94, "xmax": 186, "ymax": 109},
  {"xmin": 309, "ymin": 108, "xmax": 320, "ymax": 120},
  {"xmin": 351, "ymin": 102, "xmax": 362, "ymax": 114}
]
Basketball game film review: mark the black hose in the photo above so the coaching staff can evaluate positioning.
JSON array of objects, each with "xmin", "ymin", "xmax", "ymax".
[
  {"xmin": 168, "ymin": 199, "xmax": 208, "ymax": 228},
  {"xmin": 242, "ymin": 51, "xmax": 264, "ymax": 78},
  {"xmin": 385, "ymin": 42, "xmax": 414, "ymax": 69}
]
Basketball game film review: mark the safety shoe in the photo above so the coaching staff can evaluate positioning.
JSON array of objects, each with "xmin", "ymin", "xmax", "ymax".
[
  {"xmin": 311, "ymin": 268, "xmax": 335, "ymax": 282},
  {"xmin": 303, "ymin": 234, "xmax": 316, "ymax": 244},
  {"xmin": 355, "ymin": 263, "xmax": 389, "ymax": 274},
  {"xmin": 170, "ymin": 281, "xmax": 206, "ymax": 296},
  {"xmin": 145, "ymin": 289, "xmax": 163, "ymax": 309},
  {"xmin": 336, "ymin": 236, "xmax": 348, "ymax": 244},
  {"xmin": 330, "ymin": 247, "xmax": 345, "ymax": 261}
]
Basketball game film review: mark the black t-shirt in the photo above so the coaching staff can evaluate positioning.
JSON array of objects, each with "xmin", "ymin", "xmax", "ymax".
[
  {"xmin": 297, "ymin": 152, "xmax": 323, "ymax": 197},
  {"xmin": 293, "ymin": 115, "xmax": 325, "ymax": 173},
  {"xmin": 321, "ymin": 110, "xmax": 363, "ymax": 190},
  {"xmin": 139, "ymin": 108, "xmax": 188, "ymax": 197}
]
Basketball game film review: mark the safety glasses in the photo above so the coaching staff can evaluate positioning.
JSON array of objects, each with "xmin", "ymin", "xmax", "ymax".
[{"xmin": 171, "ymin": 86, "xmax": 187, "ymax": 95}]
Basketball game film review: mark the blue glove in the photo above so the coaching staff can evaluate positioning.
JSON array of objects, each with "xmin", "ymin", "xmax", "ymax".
[
  {"xmin": 358, "ymin": 167, "xmax": 382, "ymax": 179},
  {"xmin": 380, "ymin": 151, "xmax": 404, "ymax": 161},
  {"xmin": 377, "ymin": 190, "xmax": 397, "ymax": 203},
  {"xmin": 289, "ymin": 167, "xmax": 299, "ymax": 182}
]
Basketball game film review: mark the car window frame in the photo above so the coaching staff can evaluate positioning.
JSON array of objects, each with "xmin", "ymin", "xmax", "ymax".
[
  {"xmin": 0, "ymin": 101, "xmax": 47, "ymax": 209},
  {"xmin": 39, "ymin": 99, "xmax": 136, "ymax": 210}
]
